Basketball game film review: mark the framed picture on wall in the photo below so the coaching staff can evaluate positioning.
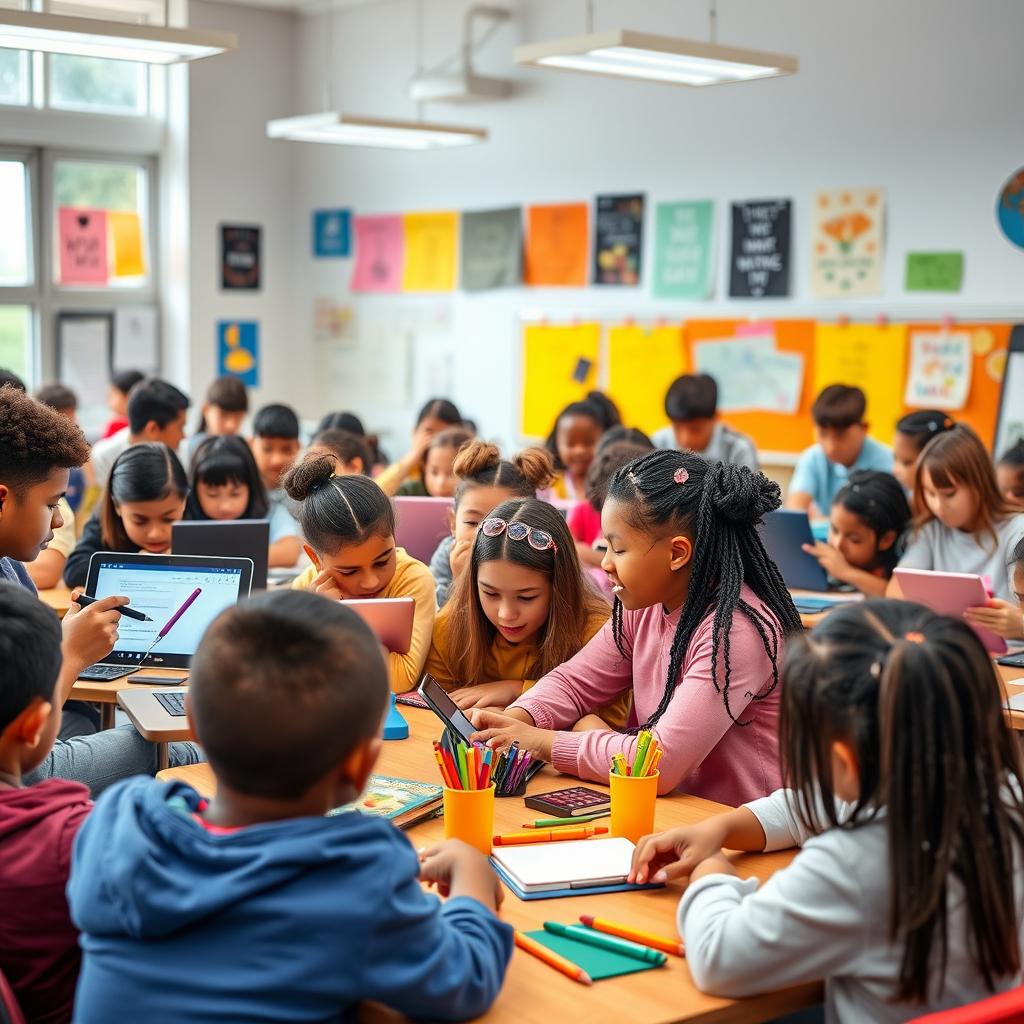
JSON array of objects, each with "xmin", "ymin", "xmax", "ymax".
[{"xmin": 220, "ymin": 224, "xmax": 261, "ymax": 290}]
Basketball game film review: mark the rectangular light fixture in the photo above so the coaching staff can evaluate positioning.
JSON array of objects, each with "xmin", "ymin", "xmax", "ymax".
[
  {"xmin": 515, "ymin": 28, "xmax": 797, "ymax": 87},
  {"xmin": 0, "ymin": 8, "xmax": 236, "ymax": 64},
  {"xmin": 266, "ymin": 113, "xmax": 487, "ymax": 150}
]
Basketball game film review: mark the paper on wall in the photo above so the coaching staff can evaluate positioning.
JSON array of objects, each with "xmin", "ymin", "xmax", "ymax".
[
  {"xmin": 693, "ymin": 334, "xmax": 804, "ymax": 414},
  {"xmin": 904, "ymin": 330, "xmax": 973, "ymax": 410}
]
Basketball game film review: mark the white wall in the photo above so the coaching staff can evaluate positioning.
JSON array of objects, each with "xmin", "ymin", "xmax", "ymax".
[{"xmin": 192, "ymin": 0, "xmax": 1024, "ymax": 450}]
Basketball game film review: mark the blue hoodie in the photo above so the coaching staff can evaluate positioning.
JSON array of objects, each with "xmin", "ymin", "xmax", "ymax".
[{"xmin": 67, "ymin": 778, "xmax": 513, "ymax": 1023}]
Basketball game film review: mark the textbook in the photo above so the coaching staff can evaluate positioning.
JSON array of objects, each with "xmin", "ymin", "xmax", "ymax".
[{"xmin": 329, "ymin": 775, "xmax": 443, "ymax": 830}]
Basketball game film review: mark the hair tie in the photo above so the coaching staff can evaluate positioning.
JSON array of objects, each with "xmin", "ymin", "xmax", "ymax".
[
  {"xmin": 904, "ymin": 631, "xmax": 925, "ymax": 644},
  {"xmin": 673, "ymin": 468, "xmax": 689, "ymax": 485}
]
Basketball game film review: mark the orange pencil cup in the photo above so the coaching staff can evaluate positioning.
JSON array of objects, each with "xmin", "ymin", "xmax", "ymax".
[
  {"xmin": 609, "ymin": 771, "xmax": 659, "ymax": 844},
  {"xmin": 443, "ymin": 784, "xmax": 496, "ymax": 856}
]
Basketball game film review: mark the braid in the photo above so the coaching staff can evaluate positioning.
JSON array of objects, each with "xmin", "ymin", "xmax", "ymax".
[{"xmin": 607, "ymin": 450, "xmax": 803, "ymax": 732}]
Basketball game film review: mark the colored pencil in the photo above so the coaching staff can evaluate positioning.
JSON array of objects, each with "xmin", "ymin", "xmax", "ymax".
[
  {"xmin": 579, "ymin": 915, "xmax": 685, "ymax": 957},
  {"xmin": 523, "ymin": 812, "xmax": 609, "ymax": 828},
  {"xmin": 515, "ymin": 931, "xmax": 592, "ymax": 986},
  {"xmin": 493, "ymin": 827, "xmax": 608, "ymax": 846},
  {"xmin": 543, "ymin": 922, "xmax": 667, "ymax": 966}
]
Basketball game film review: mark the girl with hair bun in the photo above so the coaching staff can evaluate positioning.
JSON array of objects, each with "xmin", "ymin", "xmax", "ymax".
[
  {"xmin": 469, "ymin": 449, "xmax": 803, "ymax": 805},
  {"xmin": 428, "ymin": 440, "xmax": 554, "ymax": 607},
  {"xmin": 426, "ymin": 496, "xmax": 630, "ymax": 728},
  {"xmin": 284, "ymin": 453, "xmax": 436, "ymax": 692}
]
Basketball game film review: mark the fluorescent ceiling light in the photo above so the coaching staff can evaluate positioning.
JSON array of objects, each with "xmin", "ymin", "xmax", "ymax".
[
  {"xmin": 266, "ymin": 113, "xmax": 487, "ymax": 150},
  {"xmin": 515, "ymin": 29, "xmax": 797, "ymax": 87},
  {"xmin": 0, "ymin": 8, "xmax": 235, "ymax": 63}
]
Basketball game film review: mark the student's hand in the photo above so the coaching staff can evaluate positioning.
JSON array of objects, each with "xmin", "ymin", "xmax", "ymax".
[
  {"xmin": 419, "ymin": 839, "xmax": 504, "ymax": 910},
  {"xmin": 468, "ymin": 708, "xmax": 554, "ymax": 762},
  {"xmin": 406, "ymin": 422, "xmax": 436, "ymax": 467},
  {"xmin": 450, "ymin": 680, "xmax": 524, "ymax": 711},
  {"xmin": 689, "ymin": 853, "xmax": 739, "ymax": 883},
  {"xmin": 61, "ymin": 591, "xmax": 129, "ymax": 672},
  {"xmin": 307, "ymin": 569, "xmax": 344, "ymax": 602},
  {"xmin": 628, "ymin": 818, "xmax": 731, "ymax": 884},
  {"xmin": 449, "ymin": 537, "xmax": 473, "ymax": 580},
  {"xmin": 801, "ymin": 541, "xmax": 850, "ymax": 581},
  {"xmin": 965, "ymin": 599, "xmax": 1024, "ymax": 639}
]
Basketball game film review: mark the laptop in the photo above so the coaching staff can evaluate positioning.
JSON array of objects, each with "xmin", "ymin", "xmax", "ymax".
[
  {"xmin": 81, "ymin": 552, "xmax": 254, "ymax": 676},
  {"xmin": 758, "ymin": 510, "xmax": 836, "ymax": 596},
  {"xmin": 393, "ymin": 496, "xmax": 453, "ymax": 563},
  {"xmin": 172, "ymin": 520, "xmax": 270, "ymax": 590}
]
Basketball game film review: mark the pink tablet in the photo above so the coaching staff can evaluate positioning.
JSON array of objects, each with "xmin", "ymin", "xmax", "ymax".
[
  {"xmin": 342, "ymin": 597, "xmax": 415, "ymax": 655},
  {"xmin": 393, "ymin": 497, "xmax": 453, "ymax": 564},
  {"xmin": 892, "ymin": 568, "xmax": 1008, "ymax": 654}
]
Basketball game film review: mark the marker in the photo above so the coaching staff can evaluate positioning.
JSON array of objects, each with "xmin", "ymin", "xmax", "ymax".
[
  {"xmin": 523, "ymin": 812, "xmax": 609, "ymax": 829},
  {"xmin": 514, "ymin": 931, "xmax": 592, "ymax": 986},
  {"xmin": 543, "ymin": 922, "xmax": 668, "ymax": 966},
  {"xmin": 75, "ymin": 593, "xmax": 151, "ymax": 622},
  {"xmin": 492, "ymin": 827, "xmax": 608, "ymax": 846},
  {"xmin": 139, "ymin": 588, "xmax": 202, "ymax": 664},
  {"xmin": 579, "ymin": 915, "xmax": 685, "ymax": 957}
]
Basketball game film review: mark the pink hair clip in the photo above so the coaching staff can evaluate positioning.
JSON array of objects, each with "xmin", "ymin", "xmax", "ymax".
[{"xmin": 673, "ymin": 468, "xmax": 689, "ymax": 485}]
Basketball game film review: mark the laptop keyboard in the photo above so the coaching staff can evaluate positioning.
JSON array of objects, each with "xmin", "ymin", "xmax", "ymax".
[
  {"xmin": 155, "ymin": 692, "xmax": 187, "ymax": 717},
  {"xmin": 81, "ymin": 664, "xmax": 135, "ymax": 680}
]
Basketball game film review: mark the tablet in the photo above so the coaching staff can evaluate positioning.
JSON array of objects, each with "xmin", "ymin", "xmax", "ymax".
[
  {"xmin": 172, "ymin": 520, "xmax": 270, "ymax": 590},
  {"xmin": 393, "ymin": 496, "xmax": 453, "ymax": 564},
  {"xmin": 758, "ymin": 510, "xmax": 831, "ymax": 592},
  {"xmin": 418, "ymin": 672, "xmax": 477, "ymax": 745},
  {"xmin": 342, "ymin": 597, "xmax": 415, "ymax": 655},
  {"xmin": 85, "ymin": 552, "xmax": 254, "ymax": 669},
  {"xmin": 892, "ymin": 568, "xmax": 1009, "ymax": 654}
]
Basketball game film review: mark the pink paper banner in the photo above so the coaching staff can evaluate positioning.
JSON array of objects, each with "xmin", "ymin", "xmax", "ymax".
[
  {"xmin": 351, "ymin": 214, "xmax": 404, "ymax": 293},
  {"xmin": 59, "ymin": 207, "xmax": 108, "ymax": 285}
]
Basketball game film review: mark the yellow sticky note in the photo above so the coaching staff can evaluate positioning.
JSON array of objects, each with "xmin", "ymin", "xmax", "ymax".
[
  {"xmin": 521, "ymin": 323, "xmax": 601, "ymax": 439},
  {"xmin": 813, "ymin": 323, "xmax": 908, "ymax": 443},
  {"xmin": 108, "ymin": 210, "xmax": 145, "ymax": 277},
  {"xmin": 608, "ymin": 324, "xmax": 686, "ymax": 435},
  {"xmin": 402, "ymin": 211, "xmax": 458, "ymax": 292}
]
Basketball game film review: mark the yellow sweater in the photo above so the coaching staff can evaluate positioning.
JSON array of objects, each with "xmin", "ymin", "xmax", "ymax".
[
  {"xmin": 425, "ymin": 601, "xmax": 631, "ymax": 729},
  {"xmin": 292, "ymin": 547, "xmax": 436, "ymax": 693}
]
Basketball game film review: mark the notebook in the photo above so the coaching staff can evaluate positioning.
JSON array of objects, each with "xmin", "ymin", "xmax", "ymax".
[
  {"xmin": 491, "ymin": 836, "xmax": 658, "ymax": 895},
  {"xmin": 328, "ymin": 775, "xmax": 442, "ymax": 830},
  {"xmin": 524, "ymin": 929, "xmax": 662, "ymax": 981}
]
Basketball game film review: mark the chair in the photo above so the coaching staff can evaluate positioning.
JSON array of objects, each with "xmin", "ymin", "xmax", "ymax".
[
  {"xmin": 0, "ymin": 968, "xmax": 26, "ymax": 1024},
  {"xmin": 908, "ymin": 986, "xmax": 1024, "ymax": 1023}
]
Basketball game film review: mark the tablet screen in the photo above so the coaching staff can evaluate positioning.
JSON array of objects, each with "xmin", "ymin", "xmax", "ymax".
[{"xmin": 419, "ymin": 673, "xmax": 477, "ymax": 744}]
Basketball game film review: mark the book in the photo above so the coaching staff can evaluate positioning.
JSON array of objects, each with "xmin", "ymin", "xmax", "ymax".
[
  {"xmin": 328, "ymin": 775, "xmax": 443, "ymax": 830},
  {"xmin": 525, "ymin": 786, "xmax": 611, "ymax": 818}
]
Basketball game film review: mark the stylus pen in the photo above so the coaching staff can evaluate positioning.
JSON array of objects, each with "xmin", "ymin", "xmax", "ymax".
[
  {"xmin": 139, "ymin": 588, "xmax": 202, "ymax": 662},
  {"xmin": 75, "ymin": 593, "xmax": 152, "ymax": 622}
]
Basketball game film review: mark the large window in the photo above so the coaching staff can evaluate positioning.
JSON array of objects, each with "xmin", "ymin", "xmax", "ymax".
[
  {"xmin": 49, "ymin": 54, "xmax": 148, "ymax": 115},
  {"xmin": 0, "ymin": 48, "xmax": 29, "ymax": 106}
]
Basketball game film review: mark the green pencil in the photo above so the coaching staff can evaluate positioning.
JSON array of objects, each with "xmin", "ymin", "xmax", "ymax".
[
  {"xmin": 525, "ymin": 812, "xmax": 609, "ymax": 828},
  {"xmin": 543, "ymin": 922, "xmax": 667, "ymax": 966}
]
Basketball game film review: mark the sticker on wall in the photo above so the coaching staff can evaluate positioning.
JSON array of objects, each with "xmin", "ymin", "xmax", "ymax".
[
  {"xmin": 593, "ymin": 193, "xmax": 644, "ymax": 286},
  {"xmin": 220, "ymin": 225, "xmax": 261, "ymax": 290},
  {"xmin": 997, "ymin": 167, "xmax": 1024, "ymax": 251},
  {"xmin": 811, "ymin": 188, "xmax": 884, "ymax": 297},
  {"xmin": 217, "ymin": 321, "xmax": 259, "ymax": 387},
  {"xmin": 313, "ymin": 209, "xmax": 351, "ymax": 258},
  {"xmin": 653, "ymin": 200, "xmax": 714, "ymax": 300},
  {"xmin": 58, "ymin": 207, "xmax": 108, "ymax": 285},
  {"xmin": 729, "ymin": 198, "xmax": 791, "ymax": 298}
]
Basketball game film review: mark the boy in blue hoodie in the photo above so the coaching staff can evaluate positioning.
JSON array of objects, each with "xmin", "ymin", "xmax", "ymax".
[{"xmin": 68, "ymin": 589, "xmax": 514, "ymax": 1023}]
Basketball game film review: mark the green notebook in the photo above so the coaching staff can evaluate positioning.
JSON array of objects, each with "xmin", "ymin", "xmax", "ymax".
[{"xmin": 524, "ymin": 930, "xmax": 662, "ymax": 981}]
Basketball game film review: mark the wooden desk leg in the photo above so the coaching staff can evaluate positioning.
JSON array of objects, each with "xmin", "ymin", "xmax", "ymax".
[
  {"xmin": 100, "ymin": 704, "xmax": 116, "ymax": 731},
  {"xmin": 156, "ymin": 743, "xmax": 170, "ymax": 773}
]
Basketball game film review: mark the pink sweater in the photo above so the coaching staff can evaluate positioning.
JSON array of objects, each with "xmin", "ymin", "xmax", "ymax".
[{"xmin": 509, "ymin": 585, "xmax": 785, "ymax": 806}]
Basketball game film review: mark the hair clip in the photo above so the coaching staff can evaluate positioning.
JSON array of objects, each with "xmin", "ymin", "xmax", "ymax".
[
  {"xmin": 904, "ymin": 631, "xmax": 925, "ymax": 644},
  {"xmin": 870, "ymin": 660, "xmax": 882, "ymax": 679},
  {"xmin": 673, "ymin": 467, "xmax": 689, "ymax": 485},
  {"xmin": 628, "ymin": 470, "xmax": 640, "ymax": 486}
]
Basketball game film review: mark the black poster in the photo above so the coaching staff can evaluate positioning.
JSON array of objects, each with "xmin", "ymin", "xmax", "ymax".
[
  {"xmin": 221, "ymin": 224, "xmax": 261, "ymax": 290},
  {"xmin": 593, "ymin": 193, "xmax": 644, "ymax": 285},
  {"xmin": 729, "ymin": 199, "xmax": 791, "ymax": 298}
]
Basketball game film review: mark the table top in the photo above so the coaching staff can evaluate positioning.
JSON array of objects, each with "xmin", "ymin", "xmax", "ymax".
[
  {"xmin": 118, "ymin": 688, "xmax": 192, "ymax": 742},
  {"xmin": 71, "ymin": 668, "xmax": 190, "ymax": 704},
  {"xmin": 39, "ymin": 584, "xmax": 73, "ymax": 618},
  {"xmin": 159, "ymin": 706, "xmax": 819, "ymax": 1024}
]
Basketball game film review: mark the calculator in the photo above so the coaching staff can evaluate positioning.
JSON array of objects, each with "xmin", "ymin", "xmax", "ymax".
[{"xmin": 525, "ymin": 786, "xmax": 611, "ymax": 818}]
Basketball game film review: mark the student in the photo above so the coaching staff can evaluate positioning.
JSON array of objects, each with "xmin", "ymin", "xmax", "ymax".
[
  {"xmin": 316, "ymin": 412, "xmax": 388, "ymax": 472},
  {"xmin": 570, "ymin": 436, "xmax": 654, "ymax": 569},
  {"xmin": 0, "ymin": 368, "xmax": 26, "ymax": 391},
  {"xmin": 65, "ymin": 444, "xmax": 190, "ymax": 589},
  {"xmin": 90, "ymin": 378, "xmax": 190, "ymax": 489},
  {"xmin": 0, "ymin": 386, "xmax": 202, "ymax": 796},
  {"xmin": 430, "ymin": 440, "xmax": 553, "ymax": 608},
  {"xmin": 186, "ymin": 436, "xmax": 300, "ymax": 568},
  {"xmin": 285, "ymin": 454, "xmax": 436, "ymax": 692},
  {"xmin": 101, "ymin": 369, "xmax": 144, "ymax": 440},
  {"xmin": 631, "ymin": 600, "xmax": 1024, "ymax": 1021},
  {"xmin": 185, "ymin": 375, "xmax": 249, "ymax": 465},
  {"xmin": 800, "ymin": 470, "xmax": 911, "ymax": 597},
  {"xmin": 308, "ymin": 428, "xmax": 372, "ymax": 476},
  {"xmin": 397, "ymin": 426, "xmax": 474, "ymax": 498},
  {"xmin": 427, "ymin": 497, "xmax": 631, "ymax": 730},
  {"xmin": 470, "ymin": 450, "xmax": 803, "ymax": 804},
  {"xmin": 978, "ymin": 537, "xmax": 1024, "ymax": 640},
  {"xmin": 892, "ymin": 410, "xmax": 955, "ymax": 494},
  {"xmin": 892, "ymin": 424, "xmax": 1024, "ymax": 607},
  {"xmin": 0, "ymin": 582, "xmax": 92, "ymax": 1024},
  {"xmin": 651, "ymin": 374, "xmax": 759, "ymax": 472},
  {"xmin": 35, "ymin": 383, "xmax": 86, "ymax": 513},
  {"xmin": 66, "ymin": 590, "xmax": 513, "ymax": 1023},
  {"xmin": 584, "ymin": 389, "xmax": 622, "ymax": 431},
  {"xmin": 997, "ymin": 440, "xmax": 1024, "ymax": 509},
  {"xmin": 375, "ymin": 398, "xmax": 464, "ymax": 496},
  {"xmin": 250, "ymin": 403, "xmax": 302, "ymax": 523},
  {"xmin": 787, "ymin": 384, "xmax": 892, "ymax": 516},
  {"xmin": 545, "ymin": 400, "xmax": 604, "ymax": 501}
]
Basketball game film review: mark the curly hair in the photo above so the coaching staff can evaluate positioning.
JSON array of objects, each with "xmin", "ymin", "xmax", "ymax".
[{"xmin": 0, "ymin": 385, "xmax": 90, "ymax": 492}]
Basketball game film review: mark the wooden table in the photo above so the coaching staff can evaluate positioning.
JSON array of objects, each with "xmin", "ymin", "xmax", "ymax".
[
  {"xmin": 159, "ymin": 707, "xmax": 820, "ymax": 1024},
  {"xmin": 118, "ymin": 688, "xmax": 191, "ymax": 770},
  {"xmin": 71, "ymin": 669, "xmax": 190, "ymax": 729},
  {"xmin": 789, "ymin": 588, "xmax": 862, "ymax": 630},
  {"xmin": 39, "ymin": 584, "xmax": 73, "ymax": 618}
]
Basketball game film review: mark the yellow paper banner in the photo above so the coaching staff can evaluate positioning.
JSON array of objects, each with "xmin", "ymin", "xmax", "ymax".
[
  {"xmin": 607, "ymin": 324, "xmax": 686, "ymax": 435},
  {"xmin": 813, "ymin": 323, "xmax": 908, "ymax": 442},
  {"xmin": 108, "ymin": 210, "xmax": 145, "ymax": 277},
  {"xmin": 521, "ymin": 323, "xmax": 600, "ymax": 438},
  {"xmin": 402, "ymin": 211, "xmax": 458, "ymax": 292}
]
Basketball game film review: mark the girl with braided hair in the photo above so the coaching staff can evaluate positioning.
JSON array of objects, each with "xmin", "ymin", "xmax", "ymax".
[{"xmin": 469, "ymin": 449, "xmax": 802, "ymax": 805}]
